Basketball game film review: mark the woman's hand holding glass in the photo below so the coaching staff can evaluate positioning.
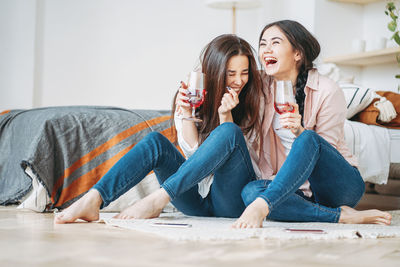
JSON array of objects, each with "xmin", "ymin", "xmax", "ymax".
[
  {"xmin": 274, "ymin": 80, "xmax": 303, "ymax": 136},
  {"xmin": 175, "ymin": 81, "xmax": 193, "ymax": 118},
  {"xmin": 279, "ymin": 103, "xmax": 304, "ymax": 137},
  {"xmin": 218, "ymin": 87, "xmax": 239, "ymax": 123}
]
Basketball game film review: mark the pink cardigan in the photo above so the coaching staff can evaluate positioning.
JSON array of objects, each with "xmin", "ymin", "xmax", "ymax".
[{"xmin": 257, "ymin": 69, "xmax": 358, "ymax": 180}]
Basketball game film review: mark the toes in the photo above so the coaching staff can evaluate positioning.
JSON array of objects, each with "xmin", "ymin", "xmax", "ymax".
[
  {"xmin": 238, "ymin": 221, "xmax": 246, "ymax": 229},
  {"xmin": 231, "ymin": 222, "xmax": 239, "ymax": 229},
  {"xmin": 376, "ymin": 217, "xmax": 391, "ymax": 225},
  {"xmin": 384, "ymin": 213, "xmax": 392, "ymax": 220}
]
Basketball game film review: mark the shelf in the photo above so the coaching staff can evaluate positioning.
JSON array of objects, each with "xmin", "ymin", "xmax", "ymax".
[
  {"xmin": 323, "ymin": 47, "xmax": 400, "ymax": 67},
  {"xmin": 328, "ymin": 0, "xmax": 382, "ymax": 4}
]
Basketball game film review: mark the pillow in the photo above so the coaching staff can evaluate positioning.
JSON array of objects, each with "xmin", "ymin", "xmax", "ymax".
[{"xmin": 339, "ymin": 83, "xmax": 376, "ymax": 119}]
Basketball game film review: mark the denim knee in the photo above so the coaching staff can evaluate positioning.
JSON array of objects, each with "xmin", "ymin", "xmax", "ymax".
[
  {"xmin": 216, "ymin": 122, "xmax": 242, "ymax": 136},
  {"xmin": 138, "ymin": 131, "xmax": 171, "ymax": 153},
  {"xmin": 293, "ymin": 130, "xmax": 321, "ymax": 148},
  {"xmin": 298, "ymin": 130, "xmax": 318, "ymax": 141},
  {"xmin": 142, "ymin": 131, "xmax": 168, "ymax": 146},
  {"xmin": 144, "ymin": 131, "xmax": 164, "ymax": 141},
  {"xmin": 241, "ymin": 180, "xmax": 269, "ymax": 206}
]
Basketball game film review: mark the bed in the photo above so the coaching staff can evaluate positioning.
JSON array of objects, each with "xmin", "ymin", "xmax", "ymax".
[
  {"xmin": 344, "ymin": 120, "xmax": 400, "ymax": 184},
  {"xmin": 0, "ymin": 106, "xmax": 176, "ymax": 211}
]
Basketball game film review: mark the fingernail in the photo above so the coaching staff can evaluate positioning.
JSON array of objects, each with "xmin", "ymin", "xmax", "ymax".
[{"xmin": 226, "ymin": 86, "xmax": 231, "ymax": 91}]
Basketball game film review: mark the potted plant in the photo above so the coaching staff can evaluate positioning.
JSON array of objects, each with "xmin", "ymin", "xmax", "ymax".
[{"xmin": 386, "ymin": 1, "xmax": 400, "ymax": 91}]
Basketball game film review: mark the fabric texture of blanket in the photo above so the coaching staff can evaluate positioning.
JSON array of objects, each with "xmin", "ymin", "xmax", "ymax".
[
  {"xmin": 0, "ymin": 106, "xmax": 176, "ymax": 208},
  {"xmin": 356, "ymin": 91, "xmax": 400, "ymax": 129}
]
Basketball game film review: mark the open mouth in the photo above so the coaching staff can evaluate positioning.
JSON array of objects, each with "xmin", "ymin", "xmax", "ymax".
[{"xmin": 264, "ymin": 57, "xmax": 278, "ymax": 67}]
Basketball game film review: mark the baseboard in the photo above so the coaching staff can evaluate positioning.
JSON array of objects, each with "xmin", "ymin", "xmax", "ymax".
[{"xmin": 356, "ymin": 193, "xmax": 400, "ymax": 211}]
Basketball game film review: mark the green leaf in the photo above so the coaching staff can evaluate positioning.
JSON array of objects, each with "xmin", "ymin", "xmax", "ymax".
[
  {"xmin": 394, "ymin": 32, "xmax": 400, "ymax": 45},
  {"xmin": 388, "ymin": 21, "xmax": 397, "ymax": 32},
  {"xmin": 388, "ymin": 2, "xmax": 395, "ymax": 11},
  {"xmin": 390, "ymin": 12, "xmax": 398, "ymax": 20},
  {"xmin": 385, "ymin": 10, "xmax": 389, "ymax": 15},
  {"xmin": 395, "ymin": 74, "xmax": 400, "ymax": 79}
]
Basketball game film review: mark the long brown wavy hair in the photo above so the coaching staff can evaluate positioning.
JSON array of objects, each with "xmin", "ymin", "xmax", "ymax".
[{"xmin": 172, "ymin": 34, "xmax": 263, "ymax": 145}]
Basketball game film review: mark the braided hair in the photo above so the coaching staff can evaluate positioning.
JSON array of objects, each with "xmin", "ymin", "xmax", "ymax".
[{"xmin": 259, "ymin": 20, "xmax": 320, "ymax": 121}]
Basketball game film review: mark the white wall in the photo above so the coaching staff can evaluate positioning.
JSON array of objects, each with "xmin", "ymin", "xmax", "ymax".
[
  {"xmin": 38, "ymin": 0, "xmax": 256, "ymax": 109},
  {"xmin": 362, "ymin": 0, "xmax": 399, "ymax": 91},
  {"xmin": 7, "ymin": 0, "xmax": 262, "ymax": 110},
  {"xmin": 314, "ymin": 0, "xmax": 399, "ymax": 91},
  {"xmin": 1, "ymin": 0, "xmax": 398, "ymax": 111},
  {"xmin": 0, "ymin": 0, "xmax": 36, "ymax": 110}
]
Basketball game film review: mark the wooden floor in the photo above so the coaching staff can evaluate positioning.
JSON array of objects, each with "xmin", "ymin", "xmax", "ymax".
[{"xmin": 1, "ymin": 206, "xmax": 400, "ymax": 267}]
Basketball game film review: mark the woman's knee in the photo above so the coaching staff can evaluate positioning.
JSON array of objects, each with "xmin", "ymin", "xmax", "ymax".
[
  {"xmin": 298, "ymin": 130, "xmax": 319, "ymax": 141},
  {"xmin": 293, "ymin": 130, "xmax": 321, "ymax": 148},
  {"xmin": 211, "ymin": 122, "xmax": 243, "ymax": 143},
  {"xmin": 217, "ymin": 122, "xmax": 242, "ymax": 134},
  {"xmin": 140, "ymin": 131, "xmax": 171, "ymax": 151},
  {"xmin": 143, "ymin": 131, "xmax": 167, "ymax": 143}
]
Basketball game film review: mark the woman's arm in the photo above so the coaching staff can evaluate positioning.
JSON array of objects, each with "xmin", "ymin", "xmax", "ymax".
[
  {"xmin": 181, "ymin": 118, "xmax": 199, "ymax": 149},
  {"xmin": 174, "ymin": 83, "xmax": 199, "ymax": 152}
]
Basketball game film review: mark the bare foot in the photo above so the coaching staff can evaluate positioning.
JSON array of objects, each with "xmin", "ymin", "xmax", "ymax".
[
  {"xmin": 339, "ymin": 206, "xmax": 392, "ymax": 225},
  {"xmin": 113, "ymin": 188, "xmax": 170, "ymax": 220},
  {"xmin": 54, "ymin": 189, "xmax": 103, "ymax": 224},
  {"xmin": 232, "ymin": 198, "xmax": 269, "ymax": 229}
]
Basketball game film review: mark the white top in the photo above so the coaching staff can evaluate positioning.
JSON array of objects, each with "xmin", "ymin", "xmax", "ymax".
[
  {"xmin": 174, "ymin": 113, "xmax": 261, "ymax": 198},
  {"xmin": 272, "ymin": 112, "xmax": 296, "ymax": 156}
]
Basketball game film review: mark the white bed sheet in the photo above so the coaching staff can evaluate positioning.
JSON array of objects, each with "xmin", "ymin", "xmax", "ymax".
[{"xmin": 344, "ymin": 120, "xmax": 395, "ymax": 185}]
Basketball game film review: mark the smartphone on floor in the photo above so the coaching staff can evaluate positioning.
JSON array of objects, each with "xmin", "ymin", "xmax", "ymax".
[{"xmin": 151, "ymin": 222, "xmax": 192, "ymax": 228}]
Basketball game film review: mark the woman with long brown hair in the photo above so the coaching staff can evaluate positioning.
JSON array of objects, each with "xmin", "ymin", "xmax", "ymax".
[
  {"xmin": 233, "ymin": 20, "xmax": 392, "ymax": 228},
  {"xmin": 54, "ymin": 34, "xmax": 264, "ymax": 223}
]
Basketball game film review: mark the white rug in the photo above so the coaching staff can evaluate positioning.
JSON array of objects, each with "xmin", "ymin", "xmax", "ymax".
[{"xmin": 100, "ymin": 210, "xmax": 400, "ymax": 241}]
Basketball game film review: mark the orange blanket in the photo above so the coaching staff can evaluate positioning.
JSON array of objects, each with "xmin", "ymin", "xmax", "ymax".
[{"xmin": 354, "ymin": 91, "xmax": 400, "ymax": 129}]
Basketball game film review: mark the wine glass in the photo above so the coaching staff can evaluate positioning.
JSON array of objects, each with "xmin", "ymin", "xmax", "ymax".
[
  {"xmin": 274, "ymin": 80, "xmax": 295, "ymax": 131},
  {"xmin": 183, "ymin": 71, "xmax": 206, "ymax": 122},
  {"xmin": 274, "ymin": 80, "xmax": 295, "ymax": 115}
]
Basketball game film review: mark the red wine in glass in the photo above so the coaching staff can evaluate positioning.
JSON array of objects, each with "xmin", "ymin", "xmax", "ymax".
[
  {"xmin": 188, "ymin": 89, "xmax": 205, "ymax": 108},
  {"xmin": 274, "ymin": 80, "xmax": 295, "ymax": 115},
  {"xmin": 183, "ymin": 71, "xmax": 206, "ymax": 122},
  {"xmin": 274, "ymin": 102, "xmax": 295, "ymax": 114}
]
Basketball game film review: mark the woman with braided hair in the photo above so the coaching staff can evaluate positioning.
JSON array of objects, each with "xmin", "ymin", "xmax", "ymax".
[{"xmin": 233, "ymin": 20, "xmax": 392, "ymax": 228}]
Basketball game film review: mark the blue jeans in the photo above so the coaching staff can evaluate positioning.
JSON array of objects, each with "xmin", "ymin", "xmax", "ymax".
[
  {"xmin": 93, "ymin": 122, "xmax": 256, "ymax": 218},
  {"xmin": 241, "ymin": 130, "xmax": 365, "ymax": 223}
]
